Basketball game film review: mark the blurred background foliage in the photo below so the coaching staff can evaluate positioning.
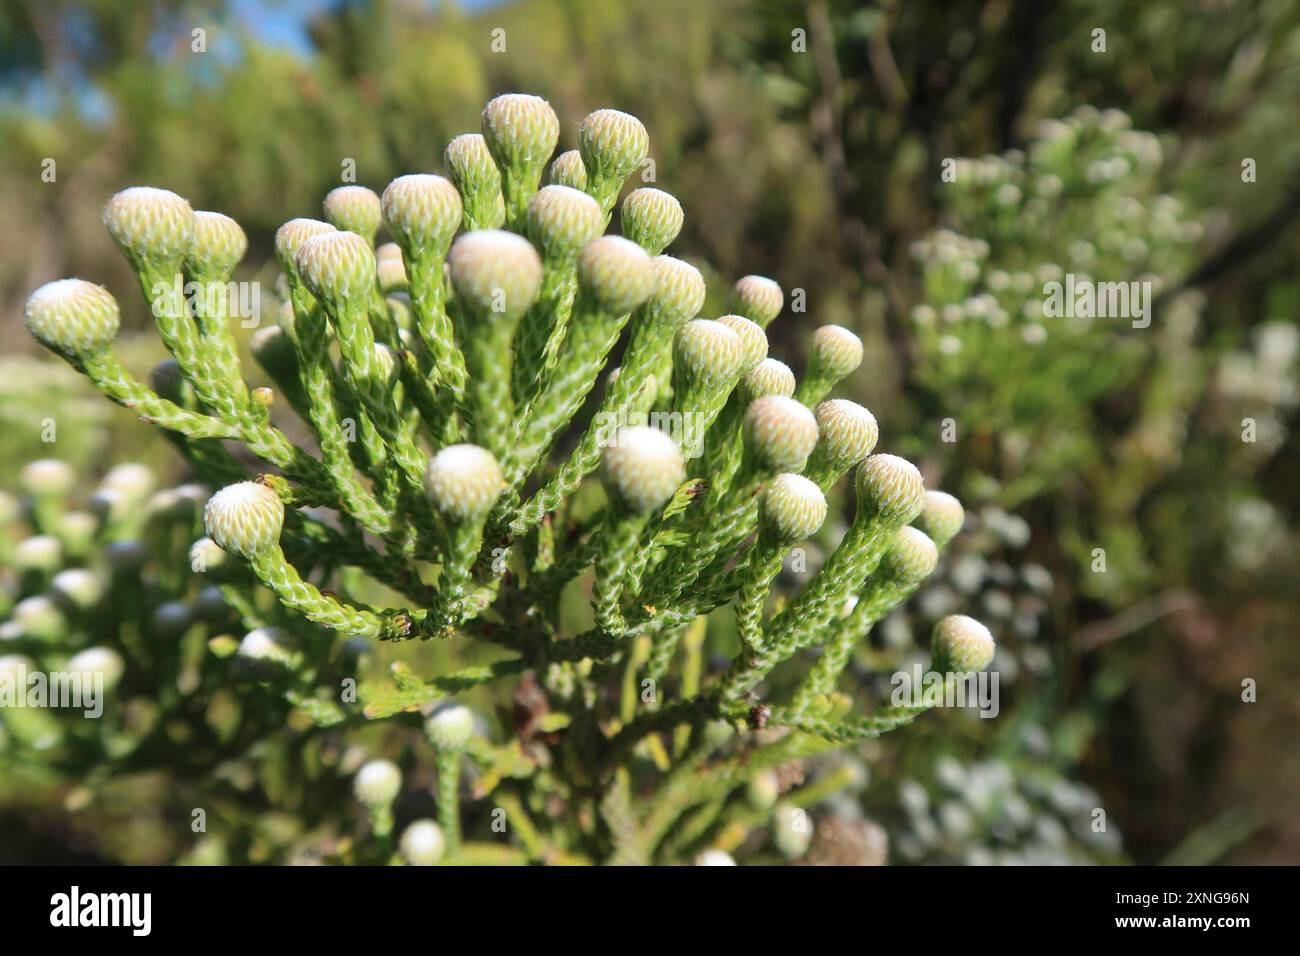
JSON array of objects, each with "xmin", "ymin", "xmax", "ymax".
[{"xmin": 1, "ymin": 0, "xmax": 1296, "ymax": 863}]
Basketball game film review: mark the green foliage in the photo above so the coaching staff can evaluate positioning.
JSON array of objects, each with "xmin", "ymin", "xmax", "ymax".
[{"xmin": 19, "ymin": 93, "xmax": 997, "ymax": 865}]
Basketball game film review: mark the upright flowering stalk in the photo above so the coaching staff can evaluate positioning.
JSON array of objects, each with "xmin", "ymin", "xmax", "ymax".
[
  {"xmin": 578, "ymin": 109, "xmax": 650, "ymax": 215},
  {"xmin": 184, "ymin": 211, "xmax": 249, "ymax": 414},
  {"xmin": 481, "ymin": 94, "xmax": 560, "ymax": 231},
  {"xmin": 593, "ymin": 427, "xmax": 685, "ymax": 634},
  {"xmin": 426, "ymin": 702, "xmax": 476, "ymax": 855},
  {"xmin": 103, "ymin": 188, "xmax": 196, "ymax": 374},
  {"xmin": 730, "ymin": 274, "xmax": 785, "ymax": 329},
  {"xmin": 694, "ymin": 314, "xmax": 772, "ymax": 490},
  {"xmin": 421, "ymin": 444, "xmax": 504, "ymax": 632},
  {"xmin": 795, "ymin": 325, "xmax": 864, "ymax": 406},
  {"xmin": 447, "ymin": 230, "xmax": 544, "ymax": 457},
  {"xmin": 295, "ymin": 231, "xmax": 439, "ymax": 554},
  {"xmin": 513, "ymin": 185, "xmax": 604, "ymax": 407},
  {"xmin": 620, "ymin": 188, "xmax": 684, "ymax": 256},
  {"xmin": 354, "ymin": 759, "xmax": 402, "ymax": 839},
  {"xmin": 445, "ymin": 133, "xmax": 505, "ymax": 231},
  {"xmin": 733, "ymin": 474, "xmax": 828, "ymax": 653},
  {"xmin": 803, "ymin": 400, "xmax": 879, "ymax": 491},
  {"xmin": 668, "ymin": 318, "xmax": 745, "ymax": 461},
  {"xmin": 547, "ymin": 149, "xmax": 588, "ymax": 190},
  {"xmin": 273, "ymin": 219, "xmax": 391, "ymax": 533},
  {"xmin": 380, "ymin": 174, "xmax": 466, "ymax": 400}
]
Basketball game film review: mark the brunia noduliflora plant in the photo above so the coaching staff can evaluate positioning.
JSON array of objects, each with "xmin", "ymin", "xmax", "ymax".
[{"xmin": 23, "ymin": 93, "xmax": 996, "ymax": 865}]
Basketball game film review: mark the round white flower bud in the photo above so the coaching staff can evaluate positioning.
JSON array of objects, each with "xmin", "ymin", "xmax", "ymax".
[
  {"xmin": 526, "ymin": 185, "xmax": 604, "ymax": 261},
  {"xmin": 773, "ymin": 803, "xmax": 814, "ymax": 859},
  {"xmin": 760, "ymin": 473, "xmax": 828, "ymax": 545},
  {"xmin": 66, "ymin": 646, "xmax": 125, "ymax": 690},
  {"xmin": 186, "ymin": 211, "xmax": 247, "ymax": 280},
  {"xmin": 399, "ymin": 819, "xmax": 447, "ymax": 866},
  {"xmin": 621, "ymin": 188, "xmax": 683, "ymax": 255},
  {"xmin": 381, "ymin": 175, "xmax": 462, "ymax": 257},
  {"xmin": 743, "ymin": 396, "xmax": 820, "ymax": 473},
  {"xmin": 576, "ymin": 236, "xmax": 655, "ymax": 315},
  {"xmin": 601, "ymin": 426, "xmax": 685, "ymax": 514},
  {"xmin": 855, "ymin": 454, "xmax": 926, "ymax": 524},
  {"xmin": 274, "ymin": 218, "xmax": 337, "ymax": 277},
  {"xmin": 0, "ymin": 655, "xmax": 35, "ymax": 683},
  {"xmin": 930, "ymin": 615, "xmax": 996, "ymax": 674},
  {"xmin": 353, "ymin": 758, "xmax": 402, "ymax": 808},
  {"xmin": 15, "ymin": 535, "xmax": 63, "ymax": 573},
  {"xmin": 376, "ymin": 253, "xmax": 408, "ymax": 294},
  {"xmin": 578, "ymin": 109, "xmax": 649, "ymax": 190},
  {"xmin": 547, "ymin": 149, "xmax": 588, "ymax": 190},
  {"xmin": 694, "ymin": 849, "xmax": 737, "ymax": 866},
  {"xmin": 13, "ymin": 595, "xmax": 64, "ymax": 639},
  {"xmin": 203, "ymin": 481, "xmax": 285, "ymax": 558},
  {"xmin": 747, "ymin": 770, "xmax": 781, "ymax": 809},
  {"xmin": 644, "ymin": 256, "xmax": 706, "ymax": 327},
  {"xmin": 424, "ymin": 444, "xmax": 504, "ymax": 521},
  {"xmin": 102, "ymin": 463, "xmax": 157, "ymax": 502},
  {"xmin": 674, "ymin": 319, "xmax": 744, "ymax": 389},
  {"xmin": 812, "ymin": 400, "xmax": 879, "ymax": 473},
  {"xmin": 24, "ymin": 279, "xmax": 120, "ymax": 359},
  {"xmin": 20, "ymin": 458, "xmax": 76, "ymax": 498},
  {"xmin": 481, "ymin": 93, "xmax": 560, "ymax": 173},
  {"xmin": 59, "ymin": 511, "xmax": 98, "ymax": 549},
  {"xmin": 915, "ymin": 490, "xmax": 965, "ymax": 549},
  {"xmin": 102, "ymin": 186, "xmax": 194, "ymax": 265},
  {"xmin": 237, "ymin": 626, "xmax": 297, "ymax": 673},
  {"xmin": 50, "ymin": 569, "xmax": 103, "ymax": 610},
  {"xmin": 295, "ymin": 231, "xmax": 378, "ymax": 311},
  {"xmin": 716, "ymin": 314, "xmax": 768, "ymax": 373},
  {"xmin": 0, "ymin": 491, "xmax": 19, "ymax": 525},
  {"xmin": 323, "ymin": 185, "xmax": 382, "ymax": 240},
  {"xmin": 740, "ymin": 359, "xmax": 796, "ymax": 402},
  {"xmin": 373, "ymin": 343, "xmax": 401, "ymax": 387},
  {"xmin": 730, "ymin": 275, "xmax": 783, "ymax": 328},
  {"xmin": 880, "ymin": 527, "xmax": 939, "ymax": 584},
  {"xmin": 809, "ymin": 324, "xmax": 864, "ymax": 380},
  {"xmin": 444, "ymin": 133, "xmax": 503, "ymax": 216},
  {"xmin": 447, "ymin": 230, "xmax": 544, "ymax": 319},
  {"xmin": 424, "ymin": 702, "xmax": 476, "ymax": 750}
]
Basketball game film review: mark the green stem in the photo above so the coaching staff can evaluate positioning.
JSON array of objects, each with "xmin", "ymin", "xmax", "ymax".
[{"xmin": 436, "ymin": 747, "xmax": 463, "ymax": 855}]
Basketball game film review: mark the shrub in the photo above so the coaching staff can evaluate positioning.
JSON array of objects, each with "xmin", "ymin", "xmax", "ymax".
[{"xmin": 19, "ymin": 93, "xmax": 996, "ymax": 864}]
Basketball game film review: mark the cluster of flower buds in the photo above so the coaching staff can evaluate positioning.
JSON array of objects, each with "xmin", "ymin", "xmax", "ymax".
[
  {"xmin": 909, "ymin": 107, "xmax": 1201, "ymax": 375},
  {"xmin": 22, "ymin": 93, "xmax": 997, "ymax": 865},
  {"xmin": 892, "ymin": 749, "xmax": 1122, "ymax": 865}
]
